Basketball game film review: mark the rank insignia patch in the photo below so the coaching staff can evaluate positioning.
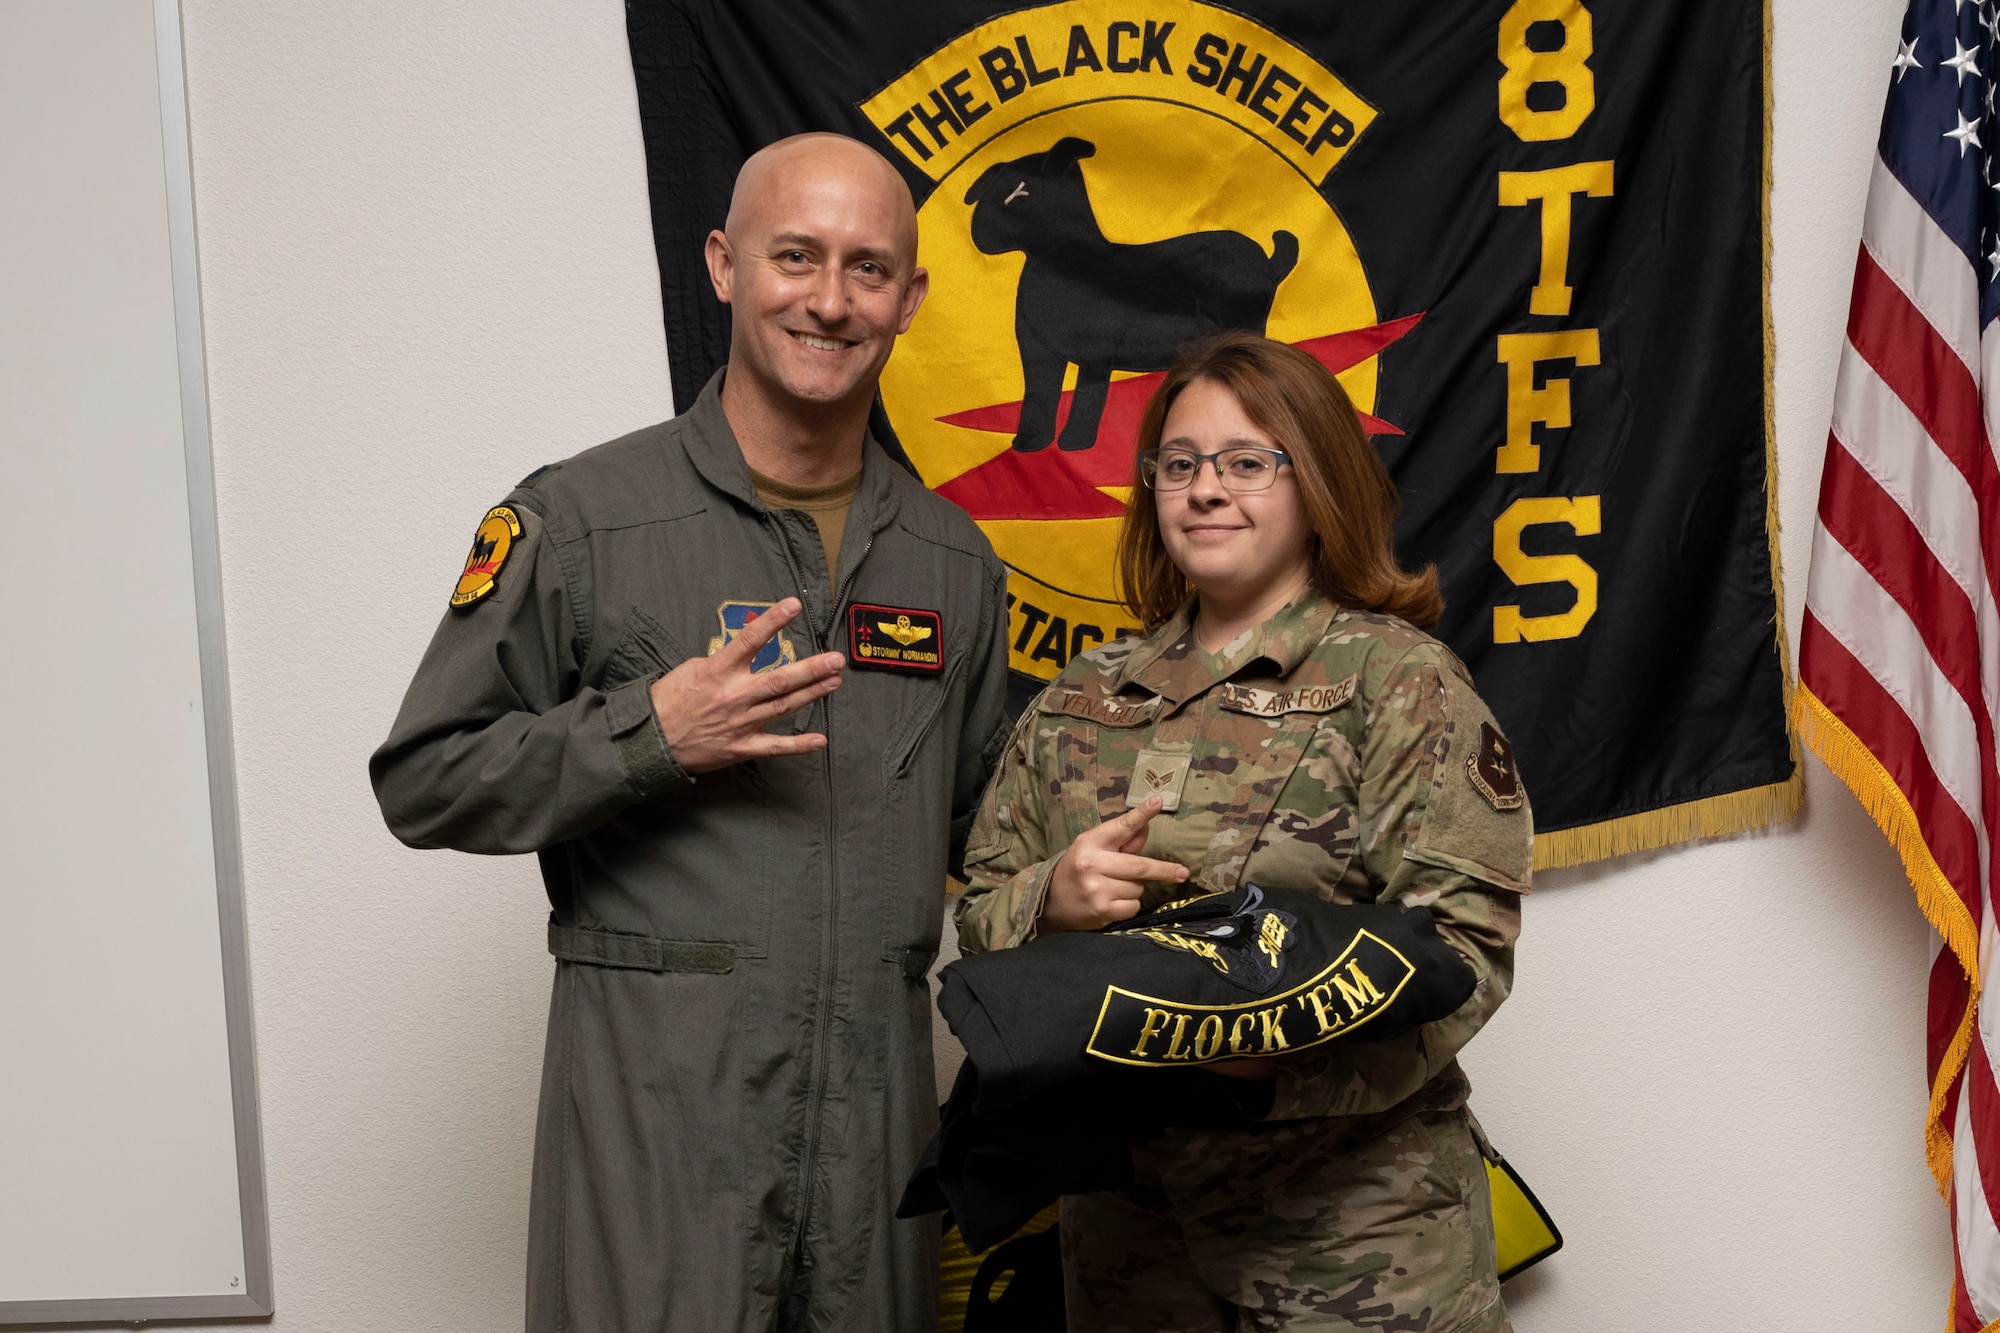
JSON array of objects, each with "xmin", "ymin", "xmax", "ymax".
[
  {"xmin": 451, "ymin": 505, "xmax": 522, "ymax": 608},
  {"xmin": 1126, "ymin": 749, "xmax": 1191, "ymax": 813},
  {"xmin": 1468, "ymin": 721, "xmax": 1526, "ymax": 812},
  {"xmin": 707, "ymin": 601, "xmax": 798, "ymax": 674},
  {"xmin": 848, "ymin": 604, "xmax": 944, "ymax": 674}
]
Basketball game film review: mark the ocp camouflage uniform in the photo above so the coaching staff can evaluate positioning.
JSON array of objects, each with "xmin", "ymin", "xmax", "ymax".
[{"xmin": 953, "ymin": 592, "xmax": 1531, "ymax": 1333}]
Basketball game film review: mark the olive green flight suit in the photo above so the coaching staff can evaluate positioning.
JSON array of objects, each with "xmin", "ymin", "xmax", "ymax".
[
  {"xmin": 371, "ymin": 374, "xmax": 1013, "ymax": 1332},
  {"xmin": 954, "ymin": 594, "xmax": 1531, "ymax": 1333}
]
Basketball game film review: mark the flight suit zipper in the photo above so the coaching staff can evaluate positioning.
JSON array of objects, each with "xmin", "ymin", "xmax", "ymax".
[{"xmin": 779, "ymin": 516, "xmax": 876, "ymax": 1282}]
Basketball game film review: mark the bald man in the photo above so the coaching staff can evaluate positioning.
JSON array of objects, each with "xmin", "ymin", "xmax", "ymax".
[{"xmin": 372, "ymin": 134, "xmax": 1013, "ymax": 1332}]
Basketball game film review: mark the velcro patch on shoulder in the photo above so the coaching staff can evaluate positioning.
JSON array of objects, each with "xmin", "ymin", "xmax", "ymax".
[
  {"xmin": 1040, "ymin": 691, "xmax": 1162, "ymax": 728},
  {"xmin": 1220, "ymin": 674, "xmax": 1357, "ymax": 718},
  {"xmin": 1467, "ymin": 721, "xmax": 1525, "ymax": 811},
  {"xmin": 451, "ymin": 505, "xmax": 523, "ymax": 608}
]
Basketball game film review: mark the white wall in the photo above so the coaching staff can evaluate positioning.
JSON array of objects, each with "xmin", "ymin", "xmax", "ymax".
[{"xmin": 149, "ymin": 0, "xmax": 1937, "ymax": 1327}]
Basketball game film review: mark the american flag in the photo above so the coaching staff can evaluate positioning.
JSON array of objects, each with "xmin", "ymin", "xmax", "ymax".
[{"xmin": 1798, "ymin": 0, "xmax": 2000, "ymax": 1322}]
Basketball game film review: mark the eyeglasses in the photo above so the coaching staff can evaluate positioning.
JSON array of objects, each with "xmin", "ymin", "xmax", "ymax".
[{"xmin": 1139, "ymin": 446, "xmax": 1293, "ymax": 493}]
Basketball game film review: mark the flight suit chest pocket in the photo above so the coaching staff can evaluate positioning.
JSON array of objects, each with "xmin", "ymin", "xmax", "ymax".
[
  {"xmin": 877, "ymin": 652, "xmax": 968, "ymax": 974},
  {"xmin": 599, "ymin": 607, "xmax": 686, "ymax": 689},
  {"xmin": 591, "ymin": 605, "xmax": 775, "ymax": 955}
]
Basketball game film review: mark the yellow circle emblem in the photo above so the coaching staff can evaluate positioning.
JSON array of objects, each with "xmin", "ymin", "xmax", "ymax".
[
  {"xmin": 451, "ymin": 505, "xmax": 523, "ymax": 608},
  {"xmin": 878, "ymin": 84, "xmax": 1407, "ymax": 680}
]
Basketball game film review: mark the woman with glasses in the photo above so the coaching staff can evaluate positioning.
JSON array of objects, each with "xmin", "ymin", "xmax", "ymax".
[{"xmin": 954, "ymin": 331, "xmax": 1531, "ymax": 1332}]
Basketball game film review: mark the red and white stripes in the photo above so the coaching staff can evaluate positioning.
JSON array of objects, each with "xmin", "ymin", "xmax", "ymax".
[{"xmin": 1801, "ymin": 151, "xmax": 2000, "ymax": 1332}]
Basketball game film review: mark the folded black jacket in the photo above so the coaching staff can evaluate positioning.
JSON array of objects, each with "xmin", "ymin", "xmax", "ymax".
[
  {"xmin": 902, "ymin": 1059, "xmax": 1248, "ymax": 1253},
  {"xmin": 940, "ymin": 886, "xmax": 1477, "ymax": 1114},
  {"xmin": 901, "ymin": 888, "xmax": 1478, "ymax": 1249}
]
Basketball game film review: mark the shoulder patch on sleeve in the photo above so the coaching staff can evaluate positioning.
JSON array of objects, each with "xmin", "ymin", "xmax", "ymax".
[
  {"xmin": 451, "ymin": 505, "xmax": 522, "ymax": 608},
  {"xmin": 1466, "ymin": 721, "xmax": 1525, "ymax": 811},
  {"xmin": 1405, "ymin": 674, "xmax": 1533, "ymax": 892}
]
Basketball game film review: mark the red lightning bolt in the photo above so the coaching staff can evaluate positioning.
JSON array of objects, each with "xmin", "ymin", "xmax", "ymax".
[{"xmin": 928, "ymin": 314, "xmax": 1423, "ymax": 521}]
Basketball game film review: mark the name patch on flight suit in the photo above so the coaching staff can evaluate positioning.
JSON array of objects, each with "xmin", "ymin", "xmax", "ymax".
[
  {"xmin": 847, "ymin": 604, "xmax": 944, "ymax": 674},
  {"xmin": 707, "ymin": 601, "xmax": 798, "ymax": 674},
  {"xmin": 1219, "ymin": 674, "xmax": 1357, "ymax": 717},
  {"xmin": 1085, "ymin": 928, "xmax": 1418, "ymax": 1067},
  {"xmin": 1127, "ymin": 749, "xmax": 1191, "ymax": 812},
  {"xmin": 451, "ymin": 505, "xmax": 522, "ymax": 608},
  {"xmin": 1467, "ymin": 721, "xmax": 1526, "ymax": 811}
]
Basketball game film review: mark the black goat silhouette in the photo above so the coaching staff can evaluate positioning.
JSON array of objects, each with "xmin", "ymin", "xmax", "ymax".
[
  {"xmin": 963, "ymin": 137, "xmax": 1299, "ymax": 452},
  {"xmin": 466, "ymin": 533, "xmax": 498, "ymax": 572}
]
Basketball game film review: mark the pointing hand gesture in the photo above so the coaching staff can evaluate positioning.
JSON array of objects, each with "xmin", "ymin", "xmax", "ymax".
[
  {"xmin": 1038, "ymin": 796, "xmax": 1190, "ymax": 934},
  {"xmin": 647, "ymin": 598, "xmax": 844, "ymax": 774}
]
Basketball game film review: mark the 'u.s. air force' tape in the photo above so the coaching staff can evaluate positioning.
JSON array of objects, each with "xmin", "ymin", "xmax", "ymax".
[{"xmin": 1085, "ymin": 929, "xmax": 1416, "ymax": 1067}]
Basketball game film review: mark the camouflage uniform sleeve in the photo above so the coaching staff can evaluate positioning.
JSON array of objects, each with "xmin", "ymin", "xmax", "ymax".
[
  {"xmin": 369, "ymin": 497, "xmax": 692, "ymax": 855},
  {"xmin": 1262, "ymin": 645, "xmax": 1531, "ymax": 1122},
  {"xmin": 952, "ymin": 703, "xmax": 1065, "ymax": 954}
]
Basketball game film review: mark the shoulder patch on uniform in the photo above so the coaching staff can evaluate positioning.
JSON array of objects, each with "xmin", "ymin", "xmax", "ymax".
[
  {"xmin": 1220, "ymin": 674, "xmax": 1357, "ymax": 718},
  {"xmin": 451, "ymin": 505, "xmax": 522, "ymax": 608},
  {"xmin": 1039, "ymin": 690, "xmax": 1162, "ymax": 728},
  {"xmin": 1467, "ymin": 721, "xmax": 1525, "ymax": 812},
  {"xmin": 707, "ymin": 601, "xmax": 798, "ymax": 673}
]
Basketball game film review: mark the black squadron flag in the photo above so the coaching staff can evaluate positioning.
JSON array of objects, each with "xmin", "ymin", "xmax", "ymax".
[{"xmin": 626, "ymin": 0, "xmax": 1798, "ymax": 868}]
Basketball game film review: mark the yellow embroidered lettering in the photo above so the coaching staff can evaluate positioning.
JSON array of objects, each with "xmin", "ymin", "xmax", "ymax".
[
  {"xmin": 1332, "ymin": 959, "xmax": 1387, "ymax": 1016},
  {"xmin": 1229, "ymin": 1012, "xmax": 1258, "ymax": 1053},
  {"xmin": 1302, "ymin": 982, "xmax": 1345, "ymax": 1035},
  {"xmin": 1193, "ymin": 1014, "xmax": 1225, "ymax": 1060},
  {"xmin": 1130, "ymin": 1007, "xmax": 1174, "ymax": 1057}
]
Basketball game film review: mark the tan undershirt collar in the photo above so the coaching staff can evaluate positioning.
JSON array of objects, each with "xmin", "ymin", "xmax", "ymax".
[{"xmin": 749, "ymin": 465, "xmax": 863, "ymax": 578}]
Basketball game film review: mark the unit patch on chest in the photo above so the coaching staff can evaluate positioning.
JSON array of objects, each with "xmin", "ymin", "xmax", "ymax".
[
  {"xmin": 707, "ymin": 601, "xmax": 798, "ymax": 674},
  {"xmin": 1126, "ymin": 749, "xmax": 1192, "ymax": 812},
  {"xmin": 1467, "ymin": 721, "xmax": 1525, "ymax": 811},
  {"xmin": 848, "ymin": 603, "xmax": 944, "ymax": 674},
  {"xmin": 450, "ymin": 505, "xmax": 522, "ymax": 608},
  {"xmin": 1220, "ymin": 674, "xmax": 1357, "ymax": 718}
]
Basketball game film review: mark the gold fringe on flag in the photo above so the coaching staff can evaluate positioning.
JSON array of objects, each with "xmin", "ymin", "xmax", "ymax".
[
  {"xmin": 1795, "ymin": 685, "xmax": 1980, "ymax": 1196},
  {"xmin": 1530, "ymin": 777, "xmax": 1803, "ymax": 871}
]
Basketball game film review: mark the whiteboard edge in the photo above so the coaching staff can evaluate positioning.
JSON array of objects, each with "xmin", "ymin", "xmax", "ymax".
[
  {"xmin": 0, "ymin": 3, "xmax": 282, "ymax": 1324},
  {"xmin": 155, "ymin": 0, "xmax": 276, "ymax": 1315}
]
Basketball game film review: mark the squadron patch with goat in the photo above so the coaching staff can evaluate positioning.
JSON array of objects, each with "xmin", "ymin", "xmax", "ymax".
[
  {"xmin": 451, "ymin": 505, "xmax": 522, "ymax": 608},
  {"xmin": 848, "ymin": 604, "xmax": 945, "ymax": 674},
  {"xmin": 857, "ymin": 4, "xmax": 1407, "ymax": 686}
]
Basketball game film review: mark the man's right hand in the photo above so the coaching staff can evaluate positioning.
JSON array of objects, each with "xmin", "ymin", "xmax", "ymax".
[
  {"xmin": 1038, "ymin": 796, "xmax": 1190, "ymax": 934},
  {"xmin": 648, "ymin": 597, "xmax": 844, "ymax": 774}
]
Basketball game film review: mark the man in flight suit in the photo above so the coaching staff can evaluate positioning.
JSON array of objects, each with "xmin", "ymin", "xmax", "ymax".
[{"xmin": 371, "ymin": 133, "xmax": 1013, "ymax": 1332}]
